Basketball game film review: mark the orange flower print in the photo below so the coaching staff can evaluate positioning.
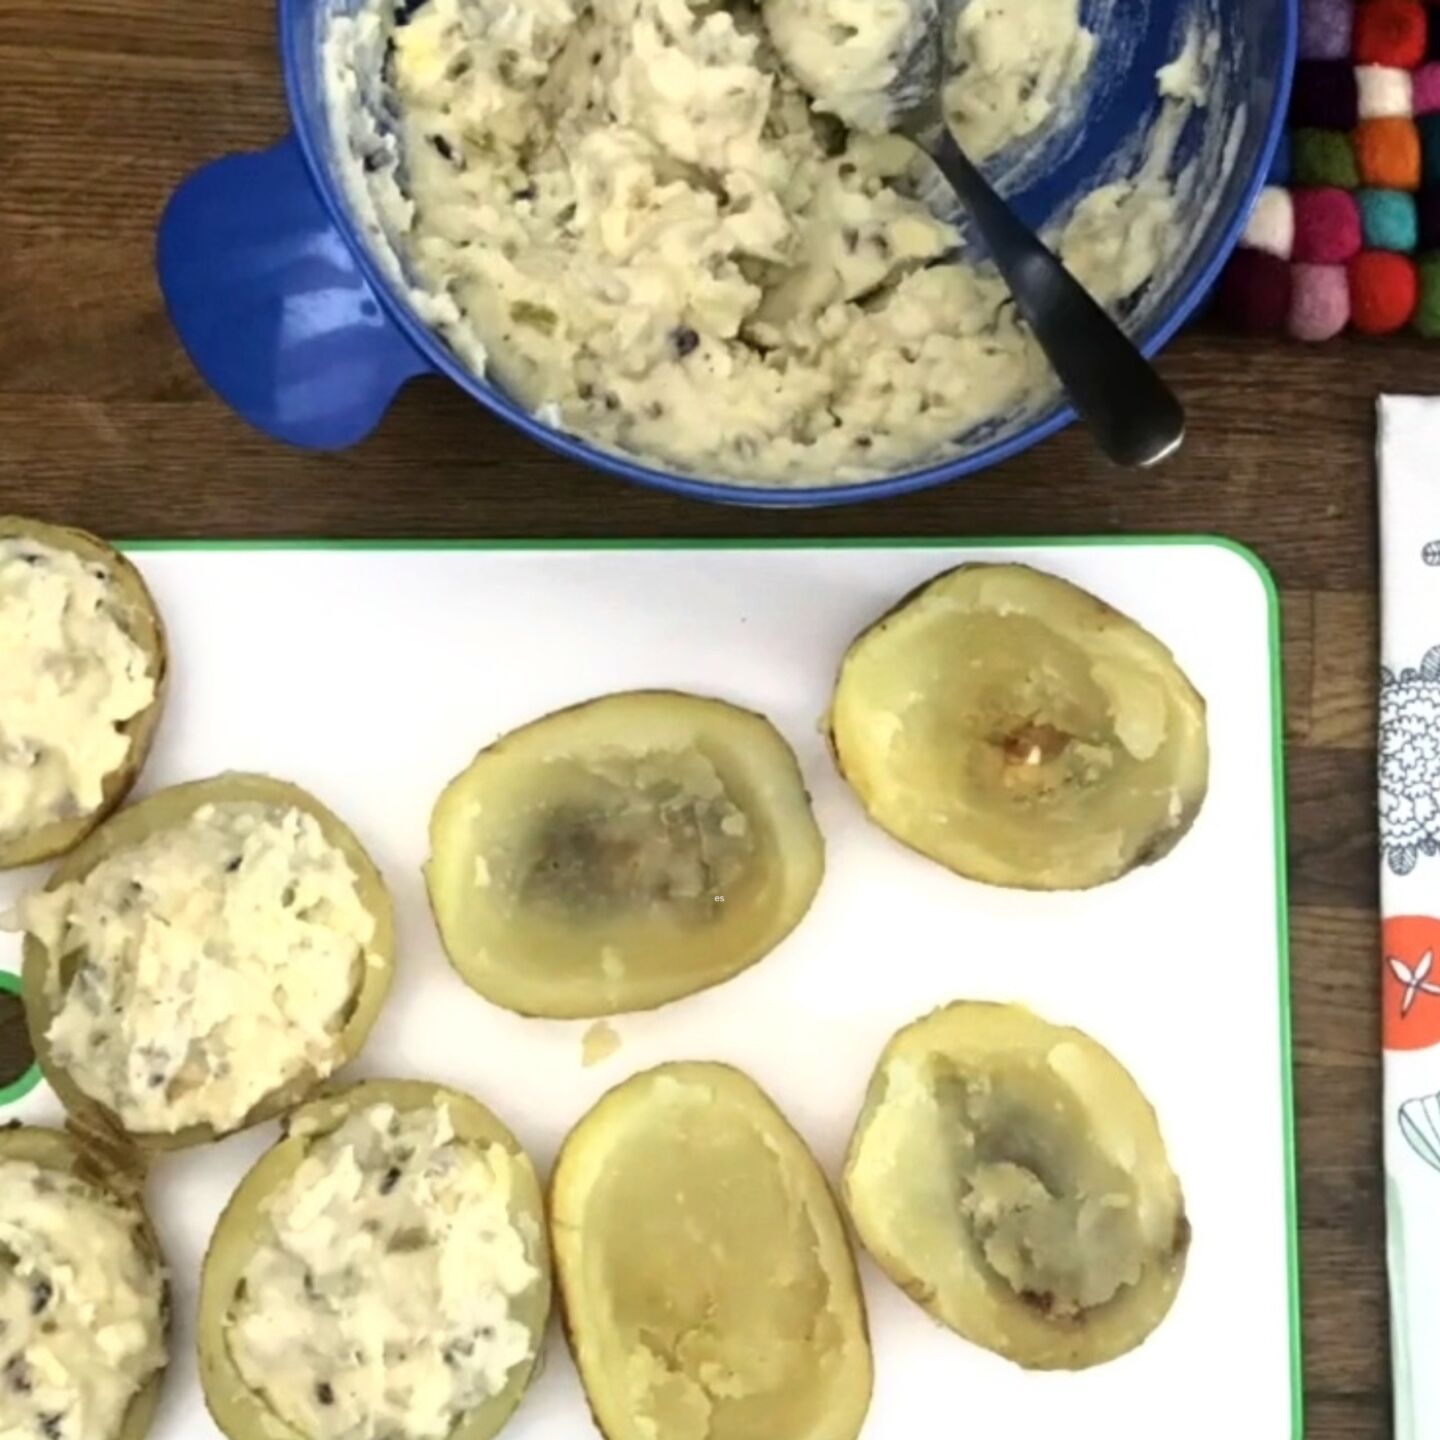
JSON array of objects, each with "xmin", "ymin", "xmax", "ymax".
[{"xmin": 1384, "ymin": 916, "xmax": 1440, "ymax": 1051}]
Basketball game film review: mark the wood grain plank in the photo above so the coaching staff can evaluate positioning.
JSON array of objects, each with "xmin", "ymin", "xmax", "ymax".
[
  {"xmin": 1300, "ymin": 1396, "xmax": 1389, "ymax": 1440},
  {"xmin": 4, "ymin": 1, "xmax": 275, "ymax": 62},
  {"xmin": 1302, "ymin": 1234, "xmax": 1390, "ymax": 1398},
  {"xmin": 0, "ymin": 241, "xmax": 200, "ymax": 399},
  {"xmin": 1291, "ymin": 906, "xmax": 1379, "ymax": 1063},
  {"xmin": 1288, "ymin": 751, "xmax": 1378, "ymax": 912},
  {"xmin": 0, "ymin": 348, "xmax": 1402, "ymax": 599},
  {"xmin": 1288, "ymin": 903, "xmax": 1388, "ymax": 1410},
  {"xmin": 0, "ymin": 990, "xmax": 31, "ymax": 1092},
  {"xmin": 1312, "ymin": 592, "xmax": 1379, "ymax": 751},
  {"xmin": 1282, "ymin": 590, "xmax": 1315, "ymax": 744},
  {"xmin": 0, "ymin": 49, "xmax": 286, "ymax": 239}
]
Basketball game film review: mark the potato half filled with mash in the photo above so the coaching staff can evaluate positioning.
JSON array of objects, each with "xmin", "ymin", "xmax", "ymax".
[
  {"xmin": 199, "ymin": 1079, "xmax": 550, "ymax": 1440},
  {"xmin": 829, "ymin": 564, "xmax": 1209, "ymax": 890},
  {"xmin": 552, "ymin": 1061, "xmax": 872, "ymax": 1440},
  {"xmin": 425, "ymin": 692, "xmax": 824, "ymax": 1018},
  {"xmin": 0, "ymin": 518, "xmax": 167, "ymax": 871},
  {"xmin": 13, "ymin": 773, "xmax": 395, "ymax": 1149},
  {"xmin": 0, "ymin": 1126, "xmax": 169, "ymax": 1440},
  {"xmin": 843, "ymin": 1002, "xmax": 1189, "ymax": 1370}
]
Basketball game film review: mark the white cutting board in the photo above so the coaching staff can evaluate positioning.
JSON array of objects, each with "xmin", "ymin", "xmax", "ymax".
[{"xmin": 0, "ymin": 539, "xmax": 1300, "ymax": 1440}]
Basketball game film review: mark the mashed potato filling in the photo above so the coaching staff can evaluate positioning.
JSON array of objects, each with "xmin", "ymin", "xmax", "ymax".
[
  {"xmin": 225, "ymin": 1102, "xmax": 538, "ymax": 1440},
  {"xmin": 325, "ymin": 0, "xmax": 1210, "ymax": 484},
  {"xmin": 0, "ymin": 541, "xmax": 154, "ymax": 844},
  {"xmin": 0, "ymin": 1161, "xmax": 166, "ymax": 1440},
  {"xmin": 11, "ymin": 804, "xmax": 376, "ymax": 1135}
]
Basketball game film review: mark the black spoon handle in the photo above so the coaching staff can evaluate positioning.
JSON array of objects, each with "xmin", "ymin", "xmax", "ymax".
[{"xmin": 932, "ymin": 131, "xmax": 1186, "ymax": 470}]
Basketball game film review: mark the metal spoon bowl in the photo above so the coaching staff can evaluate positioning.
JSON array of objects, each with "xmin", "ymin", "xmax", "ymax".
[{"xmin": 781, "ymin": 1, "xmax": 1188, "ymax": 471}]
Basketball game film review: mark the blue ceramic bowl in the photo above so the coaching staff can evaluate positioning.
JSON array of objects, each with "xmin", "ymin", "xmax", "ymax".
[{"xmin": 157, "ymin": 0, "xmax": 1296, "ymax": 508}]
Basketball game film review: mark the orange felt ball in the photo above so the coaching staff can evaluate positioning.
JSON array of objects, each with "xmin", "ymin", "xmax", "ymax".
[
  {"xmin": 1349, "ymin": 250, "xmax": 1419, "ymax": 333},
  {"xmin": 1354, "ymin": 117, "xmax": 1423, "ymax": 188}
]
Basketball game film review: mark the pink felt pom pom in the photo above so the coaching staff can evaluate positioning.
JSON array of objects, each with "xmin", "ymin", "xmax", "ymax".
[
  {"xmin": 1289, "ymin": 263, "xmax": 1352, "ymax": 340},
  {"xmin": 1291, "ymin": 187, "xmax": 1364, "ymax": 262},
  {"xmin": 1414, "ymin": 63, "xmax": 1440, "ymax": 116}
]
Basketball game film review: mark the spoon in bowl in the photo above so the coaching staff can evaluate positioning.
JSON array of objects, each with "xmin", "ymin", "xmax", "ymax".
[{"xmin": 769, "ymin": 0, "xmax": 1187, "ymax": 470}]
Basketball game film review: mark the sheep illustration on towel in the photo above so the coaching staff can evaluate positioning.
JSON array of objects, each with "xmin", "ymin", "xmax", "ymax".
[{"xmin": 1382, "ymin": 645, "xmax": 1440, "ymax": 875}]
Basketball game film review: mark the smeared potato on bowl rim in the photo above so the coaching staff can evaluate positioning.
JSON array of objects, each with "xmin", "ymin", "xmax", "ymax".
[{"xmin": 828, "ymin": 564, "xmax": 1209, "ymax": 891}]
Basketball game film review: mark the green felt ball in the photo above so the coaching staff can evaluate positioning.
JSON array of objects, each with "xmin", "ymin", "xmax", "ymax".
[
  {"xmin": 1292, "ymin": 128, "xmax": 1360, "ymax": 188},
  {"xmin": 1417, "ymin": 256, "xmax": 1440, "ymax": 338},
  {"xmin": 1359, "ymin": 189, "xmax": 1419, "ymax": 251}
]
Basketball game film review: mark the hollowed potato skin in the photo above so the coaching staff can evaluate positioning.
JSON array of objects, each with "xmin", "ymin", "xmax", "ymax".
[
  {"xmin": 425, "ymin": 691, "xmax": 826, "ymax": 1019},
  {"xmin": 842, "ymin": 1002, "xmax": 1190, "ymax": 1371},
  {"xmin": 21, "ymin": 773, "xmax": 396, "ymax": 1151},
  {"xmin": 0, "ymin": 518, "xmax": 169, "ymax": 872},
  {"xmin": 828, "ymin": 564, "xmax": 1210, "ymax": 892},
  {"xmin": 550, "ymin": 1060, "xmax": 874, "ymax": 1440}
]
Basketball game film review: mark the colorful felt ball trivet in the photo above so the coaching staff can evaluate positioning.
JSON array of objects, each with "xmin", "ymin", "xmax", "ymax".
[{"xmin": 1217, "ymin": 0, "xmax": 1440, "ymax": 338}]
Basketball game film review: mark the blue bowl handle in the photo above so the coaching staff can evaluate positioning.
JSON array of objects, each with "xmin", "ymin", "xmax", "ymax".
[{"xmin": 156, "ymin": 135, "xmax": 432, "ymax": 450}]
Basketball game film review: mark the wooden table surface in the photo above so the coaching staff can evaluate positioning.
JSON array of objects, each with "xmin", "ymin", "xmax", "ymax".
[{"xmin": 2, "ymin": 3, "xmax": 1431, "ymax": 1435}]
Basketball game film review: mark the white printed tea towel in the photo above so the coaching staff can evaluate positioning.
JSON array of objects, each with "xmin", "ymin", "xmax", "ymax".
[{"xmin": 1379, "ymin": 395, "xmax": 1440, "ymax": 1440}]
